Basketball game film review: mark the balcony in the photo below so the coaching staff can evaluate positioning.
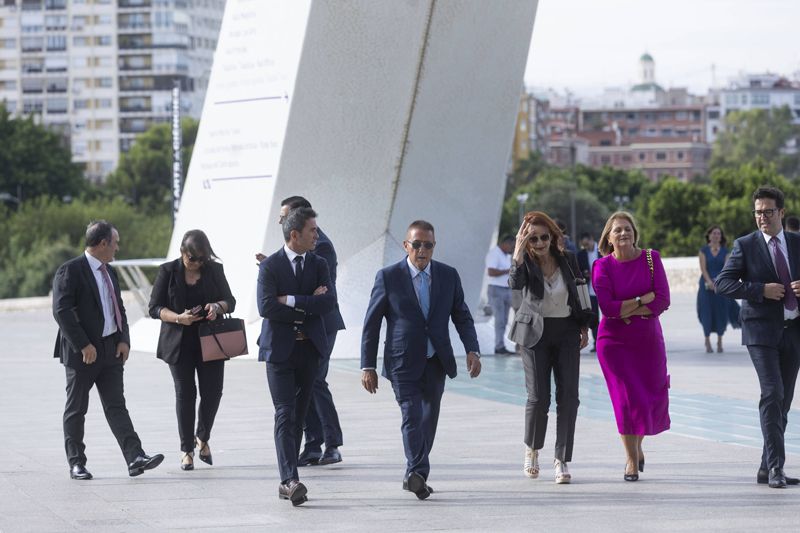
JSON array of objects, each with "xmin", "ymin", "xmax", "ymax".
[
  {"xmin": 118, "ymin": 0, "xmax": 152, "ymax": 7},
  {"xmin": 45, "ymin": 0, "xmax": 66, "ymax": 10}
]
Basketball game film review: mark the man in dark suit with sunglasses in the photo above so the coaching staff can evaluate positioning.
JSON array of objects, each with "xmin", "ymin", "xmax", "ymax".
[
  {"xmin": 361, "ymin": 220, "xmax": 481, "ymax": 500},
  {"xmin": 717, "ymin": 186, "xmax": 800, "ymax": 488}
]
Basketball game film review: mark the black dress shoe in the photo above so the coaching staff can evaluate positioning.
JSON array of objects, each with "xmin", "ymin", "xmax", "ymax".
[
  {"xmin": 196, "ymin": 439, "xmax": 213, "ymax": 466},
  {"xmin": 318, "ymin": 446, "xmax": 342, "ymax": 465},
  {"xmin": 403, "ymin": 477, "xmax": 434, "ymax": 494},
  {"xmin": 757, "ymin": 468, "xmax": 800, "ymax": 485},
  {"xmin": 405, "ymin": 472, "xmax": 431, "ymax": 500},
  {"xmin": 297, "ymin": 449, "xmax": 322, "ymax": 467},
  {"xmin": 495, "ymin": 347, "xmax": 512, "ymax": 355},
  {"xmin": 128, "ymin": 453, "xmax": 165, "ymax": 477},
  {"xmin": 769, "ymin": 468, "xmax": 787, "ymax": 488},
  {"xmin": 278, "ymin": 479, "xmax": 308, "ymax": 506},
  {"xmin": 70, "ymin": 464, "xmax": 92, "ymax": 480}
]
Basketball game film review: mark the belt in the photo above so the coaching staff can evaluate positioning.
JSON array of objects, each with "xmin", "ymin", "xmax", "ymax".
[
  {"xmin": 784, "ymin": 317, "xmax": 799, "ymax": 329},
  {"xmin": 295, "ymin": 331, "xmax": 310, "ymax": 341}
]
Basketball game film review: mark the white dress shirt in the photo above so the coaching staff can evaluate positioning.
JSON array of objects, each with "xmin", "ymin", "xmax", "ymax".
[
  {"xmin": 84, "ymin": 251, "xmax": 118, "ymax": 337},
  {"xmin": 485, "ymin": 245, "xmax": 511, "ymax": 287}
]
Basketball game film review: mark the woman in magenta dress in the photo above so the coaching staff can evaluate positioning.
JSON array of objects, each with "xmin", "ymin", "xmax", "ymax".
[{"xmin": 592, "ymin": 211, "xmax": 671, "ymax": 482}]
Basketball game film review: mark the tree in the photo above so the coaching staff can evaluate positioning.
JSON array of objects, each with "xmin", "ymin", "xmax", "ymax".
[
  {"xmin": 106, "ymin": 117, "xmax": 198, "ymax": 213},
  {"xmin": 0, "ymin": 103, "xmax": 85, "ymax": 204},
  {"xmin": 711, "ymin": 107, "xmax": 800, "ymax": 179}
]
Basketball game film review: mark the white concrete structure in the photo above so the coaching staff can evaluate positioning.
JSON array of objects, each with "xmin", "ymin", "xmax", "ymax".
[
  {"xmin": 135, "ymin": 1, "xmax": 538, "ymax": 358},
  {"xmin": 719, "ymin": 73, "xmax": 800, "ymax": 127}
]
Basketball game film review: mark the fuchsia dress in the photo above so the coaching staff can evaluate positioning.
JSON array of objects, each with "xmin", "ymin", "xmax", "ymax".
[{"xmin": 592, "ymin": 249, "xmax": 671, "ymax": 435}]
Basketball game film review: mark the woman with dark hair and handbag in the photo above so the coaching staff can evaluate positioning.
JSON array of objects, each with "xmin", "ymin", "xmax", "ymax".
[
  {"xmin": 592, "ymin": 211, "xmax": 671, "ymax": 482},
  {"xmin": 148, "ymin": 230, "xmax": 236, "ymax": 471},
  {"xmin": 509, "ymin": 211, "xmax": 591, "ymax": 484}
]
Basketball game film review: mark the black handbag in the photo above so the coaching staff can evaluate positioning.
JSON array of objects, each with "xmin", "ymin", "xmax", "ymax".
[{"xmin": 198, "ymin": 316, "xmax": 248, "ymax": 361}]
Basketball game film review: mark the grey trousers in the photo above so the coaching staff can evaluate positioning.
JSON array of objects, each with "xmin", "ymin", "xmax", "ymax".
[
  {"xmin": 521, "ymin": 317, "xmax": 581, "ymax": 462},
  {"xmin": 488, "ymin": 285, "xmax": 512, "ymax": 350}
]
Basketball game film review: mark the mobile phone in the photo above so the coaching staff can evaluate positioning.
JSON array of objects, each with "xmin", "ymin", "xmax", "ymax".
[{"xmin": 190, "ymin": 305, "xmax": 204, "ymax": 317}]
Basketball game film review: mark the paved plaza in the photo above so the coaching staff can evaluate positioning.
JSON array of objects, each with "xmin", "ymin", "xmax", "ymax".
[{"xmin": 1, "ymin": 293, "xmax": 799, "ymax": 532}]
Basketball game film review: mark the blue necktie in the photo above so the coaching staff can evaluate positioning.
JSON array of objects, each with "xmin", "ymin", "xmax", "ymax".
[{"xmin": 418, "ymin": 271, "xmax": 434, "ymax": 358}]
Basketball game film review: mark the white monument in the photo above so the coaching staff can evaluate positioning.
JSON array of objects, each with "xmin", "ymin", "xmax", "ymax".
[{"xmin": 130, "ymin": 0, "xmax": 539, "ymax": 358}]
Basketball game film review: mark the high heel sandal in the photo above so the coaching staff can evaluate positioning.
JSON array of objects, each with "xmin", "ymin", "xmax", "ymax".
[
  {"xmin": 704, "ymin": 339, "xmax": 712, "ymax": 353},
  {"xmin": 180, "ymin": 452, "xmax": 194, "ymax": 471},
  {"xmin": 524, "ymin": 447, "xmax": 539, "ymax": 479},
  {"xmin": 196, "ymin": 437, "xmax": 213, "ymax": 466},
  {"xmin": 638, "ymin": 457, "xmax": 645, "ymax": 472},
  {"xmin": 624, "ymin": 461, "xmax": 638, "ymax": 481},
  {"xmin": 717, "ymin": 339, "xmax": 723, "ymax": 353}
]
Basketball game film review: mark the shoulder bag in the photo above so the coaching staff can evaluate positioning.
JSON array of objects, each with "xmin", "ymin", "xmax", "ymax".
[{"xmin": 199, "ymin": 315, "xmax": 248, "ymax": 361}]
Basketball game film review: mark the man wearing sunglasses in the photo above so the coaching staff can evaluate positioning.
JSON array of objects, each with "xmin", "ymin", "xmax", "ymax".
[
  {"xmin": 717, "ymin": 186, "xmax": 800, "ymax": 489},
  {"xmin": 361, "ymin": 220, "xmax": 481, "ymax": 500}
]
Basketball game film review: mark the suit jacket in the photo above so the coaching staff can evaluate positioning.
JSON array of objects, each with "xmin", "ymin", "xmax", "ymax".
[
  {"xmin": 715, "ymin": 230, "xmax": 800, "ymax": 347},
  {"xmin": 507, "ymin": 251, "xmax": 588, "ymax": 348},
  {"xmin": 257, "ymin": 247, "xmax": 336, "ymax": 362},
  {"xmin": 147, "ymin": 258, "xmax": 236, "ymax": 365},
  {"xmin": 52, "ymin": 254, "xmax": 130, "ymax": 368},
  {"xmin": 315, "ymin": 228, "xmax": 346, "ymax": 333},
  {"xmin": 361, "ymin": 259, "xmax": 480, "ymax": 382}
]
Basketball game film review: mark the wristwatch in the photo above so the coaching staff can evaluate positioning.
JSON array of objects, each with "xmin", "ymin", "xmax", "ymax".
[
  {"xmin": 635, "ymin": 296, "xmax": 642, "ymax": 306},
  {"xmin": 472, "ymin": 352, "xmax": 481, "ymax": 359}
]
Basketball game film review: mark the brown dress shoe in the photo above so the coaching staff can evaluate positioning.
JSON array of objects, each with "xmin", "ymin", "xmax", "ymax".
[{"xmin": 278, "ymin": 479, "xmax": 308, "ymax": 506}]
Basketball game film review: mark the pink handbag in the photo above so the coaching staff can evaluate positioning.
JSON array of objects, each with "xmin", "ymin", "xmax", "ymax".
[{"xmin": 198, "ymin": 317, "xmax": 248, "ymax": 362}]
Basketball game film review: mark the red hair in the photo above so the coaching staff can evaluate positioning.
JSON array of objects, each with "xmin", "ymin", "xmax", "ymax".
[{"xmin": 522, "ymin": 211, "xmax": 563, "ymax": 259}]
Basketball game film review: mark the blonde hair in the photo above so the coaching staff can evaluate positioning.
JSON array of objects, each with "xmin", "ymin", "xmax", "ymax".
[{"xmin": 598, "ymin": 211, "xmax": 640, "ymax": 256}]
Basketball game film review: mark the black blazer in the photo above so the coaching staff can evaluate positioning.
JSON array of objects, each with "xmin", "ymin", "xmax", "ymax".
[
  {"xmin": 148, "ymin": 258, "xmax": 236, "ymax": 364},
  {"xmin": 316, "ymin": 228, "xmax": 346, "ymax": 333},
  {"xmin": 52, "ymin": 254, "xmax": 130, "ymax": 368},
  {"xmin": 509, "ymin": 250, "xmax": 590, "ymax": 327},
  {"xmin": 257, "ymin": 247, "xmax": 336, "ymax": 362},
  {"xmin": 716, "ymin": 230, "xmax": 800, "ymax": 347}
]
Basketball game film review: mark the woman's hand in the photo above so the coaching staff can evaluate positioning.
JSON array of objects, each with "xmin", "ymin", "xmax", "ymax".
[
  {"xmin": 205, "ymin": 302, "xmax": 222, "ymax": 321},
  {"xmin": 176, "ymin": 310, "xmax": 203, "ymax": 326},
  {"xmin": 640, "ymin": 291, "xmax": 656, "ymax": 305},
  {"xmin": 513, "ymin": 222, "xmax": 533, "ymax": 264},
  {"xmin": 579, "ymin": 328, "xmax": 589, "ymax": 349}
]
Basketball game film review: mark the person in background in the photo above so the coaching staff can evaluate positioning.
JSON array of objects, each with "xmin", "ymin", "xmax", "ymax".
[
  {"xmin": 786, "ymin": 215, "xmax": 800, "ymax": 234},
  {"xmin": 148, "ymin": 230, "xmax": 236, "ymax": 471},
  {"xmin": 556, "ymin": 220, "xmax": 578, "ymax": 254},
  {"xmin": 485, "ymin": 235, "xmax": 515, "ymax": 354},
  {"xmin": 577, "ymin": 232, "xmax": 600, "ymax": 351},
  {"xmin": 697, "ymin": 225, "xmax": 731, "ymax": 354},
  {"xmin": 592, "ymin": 211, "xmax": 671, "ymax": 482}
]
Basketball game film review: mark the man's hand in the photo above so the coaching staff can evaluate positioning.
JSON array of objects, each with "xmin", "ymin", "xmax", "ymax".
[
  {"xmin": 791, "ymin": 280, "xmax": 800, "ymax": 297},
  {"xmin": 116, "ymin": 342, "xmax": 130, "ymax": 364},
  {"xmin": 765, "ymin": 283, "xmax": 785, "ymax": 300},
  {"xmin": 81, "ymin": 343, "xmax": 97, "ymax": 365},
  {"xmin": 579, "ymin": 328, "xmax": 589, "ymax": 349},
  {"xmin": 362, "ymin": 369, "xmax": 378, "ymax": 393},
  {"xmin": 255, "ymin": 252, "xmax": 266, "ymax": 264},
  {"xmin": 466, "ymin": 352, "xmax": 481, "ymax": 378},
  {"xmin": 313, "ymin": 285, "xmax": 328, "ymax": 296}
]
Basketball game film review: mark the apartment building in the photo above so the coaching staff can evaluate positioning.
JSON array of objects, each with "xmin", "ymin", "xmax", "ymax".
[{"xmin": 0, "ymin": 0, "xmax": 225, "ymax": 181}]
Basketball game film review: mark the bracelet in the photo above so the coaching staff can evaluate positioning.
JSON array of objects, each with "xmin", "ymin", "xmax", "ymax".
[{"xmin": 175, "ymin": 316, "xmax": 180, "ymax": 324}]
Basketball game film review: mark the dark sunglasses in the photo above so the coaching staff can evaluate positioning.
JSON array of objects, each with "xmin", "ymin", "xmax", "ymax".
[
  {"xmin": 529, "ymin": 234, "xmax": 551, "ymax": 244},
  {"xmin": 407, "ymin": 240, "xmax": 435, "ymax": 250},
  {"xmin": 187, "ymin": 255, "xmax": 207, "ymax": 263}
]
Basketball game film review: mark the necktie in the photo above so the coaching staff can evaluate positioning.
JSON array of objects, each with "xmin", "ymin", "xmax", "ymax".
[
  {"xmin": 99, "ymin": 263, "xmax": 123, "ymax": 331},
  {"xmin": 293, "ymin": 255, "xmax": 304, "ymax": 283},
  {"xmin": 418, "ymin": 271, "xmax": 435, "ymax": 358},
  {"xmin": 770, "ymin": 237, "xmax": 797, "ymax": 311}
]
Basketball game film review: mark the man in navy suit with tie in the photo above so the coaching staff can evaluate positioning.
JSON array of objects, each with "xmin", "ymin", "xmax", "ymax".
[
  {"xmin": 257, "ymin": 207, "xmax": 336, "ymax": 505},
  {"xmin": 717, "ymin": 186, "xmax": 800, "ymax": 488},
  {"xmin": 361, "ymin": 220, "xmax": 481, "ymax": 499}
]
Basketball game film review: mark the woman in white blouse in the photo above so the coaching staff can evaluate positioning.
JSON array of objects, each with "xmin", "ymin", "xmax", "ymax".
[{"xmin": 508, "ymin": 211, "xmax": 591, "ymax": 484}]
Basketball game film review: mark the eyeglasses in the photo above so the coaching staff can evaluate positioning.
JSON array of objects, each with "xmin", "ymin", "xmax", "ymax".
[
  {"xmin": 187, "ymin": 255, "xmax": 207, "ymax": 263},
  {"xmin": 529, "ymin": 234, "xmax": 551, "ymax": 244},
  {"xmin": 753, "ymin": 209, "xmax": 778, "ymax": 218},
  {"xmin": 407, "ymin": 240, "xmax": 435, "ymax": 250}
]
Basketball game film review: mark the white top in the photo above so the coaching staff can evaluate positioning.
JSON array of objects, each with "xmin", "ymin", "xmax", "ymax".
[
  {"xmin": 84, "ymin": 251, "xmax": 118, "ymax": 337},
  {"xmin": 540, "ymin": 269, "xmax": 571, "ymax": 318},
  {"xmin": 485, "ymin": 245, "xmax": 511, "ymax": 287},
  {"xmin": 762, "ymin": 230, "xmax": 800, "ymax": 320},
  {"xmin": 283, "ymin": 244, "xmax": 308, "ymax": 308},
  {"xmin": 585, "ymin": 243, "xmax": 599, "ymax": 296}
]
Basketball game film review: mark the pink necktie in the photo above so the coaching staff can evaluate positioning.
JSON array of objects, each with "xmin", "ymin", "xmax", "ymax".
[
  {"xmin": 99, "ymin": 263, "xmax": 123, "ymax": 331},
  {"xmin": 769, "ymin": 237, "xmax": 798, "ymax": 311}
]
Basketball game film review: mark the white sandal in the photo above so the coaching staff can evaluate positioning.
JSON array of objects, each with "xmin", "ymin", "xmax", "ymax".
[
  {"xmin": 524, "ymin": 447, "xmax": 539, "ymax": 479},
  {"xmin": 554, "ymin": 459, "xmax": 571, "ymax": 484}
]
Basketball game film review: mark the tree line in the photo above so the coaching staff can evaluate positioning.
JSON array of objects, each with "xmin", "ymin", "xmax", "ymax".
[{"xmin": 1, "ymin": 104, "xmax": 798, "ymax": 298}]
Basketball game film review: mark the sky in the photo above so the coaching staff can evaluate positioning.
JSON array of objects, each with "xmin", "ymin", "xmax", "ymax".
[{"xmin": 524, "ymin": 0, "xmax": 800, "ymax": 98}]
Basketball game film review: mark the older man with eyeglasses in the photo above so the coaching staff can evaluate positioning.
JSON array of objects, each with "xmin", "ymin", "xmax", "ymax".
[
  {"xmin": 717, "ymin": 186, "xmax": 800, "ymax": 489},
  {"xmin": 361, "ymin": 220, "xmax": 481, "ymax": 500}
]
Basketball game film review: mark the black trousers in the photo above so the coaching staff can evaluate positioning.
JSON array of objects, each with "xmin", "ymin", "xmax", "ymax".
[
  {"xmin": 747, "ymin": 321, "xmax": 800, "ymax": 470},
  {"xmin": 168, "ymin": 347, "xmax": 225, "ymax": 453},
  {"xmin": 302, "ymin": 331, "xmax": 344, "ymax": 453},
  {"xmin": 391, "ymin": 355, "xmax": 446, "ymax": 481},
  {"xmin": 266, "ymin": 340, "xmax": 320, "ymax": 483},
  {"xmin": 63, "ymin": 334, "xmax": 143, "ymax": 467},
  {"xmin": 521, "ymin": 317, "xmax": 581, "ymax": 462}
]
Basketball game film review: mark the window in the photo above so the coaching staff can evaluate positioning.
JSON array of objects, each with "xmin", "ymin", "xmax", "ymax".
[
  {"xmin": 752, "ymin": 92, "xmax": 770, "ymax": 105},
  {"xmin": 708, "ymin": 110, "xmax": 720, "ymax": 119},
  {"xmin": 656, "ymin": 152, "xmax": 667, "ymax": 161},
  {"xmin": 46, "ymin": 35, "xmax": 66, "ymax": 50},
  {"xmin": 725, "ymin": 93, "xmax": 738, "ymax": 106},
  {"xmin": 73, "ymin": 36, "xmax": 90, "ymax": 46},
  {"xmin": 661, "ymin": 128, "xmax": 672, "ymax": 136},
  {"xmin": 600, "ymin": 155, "xmax": 611, "ymax": 164},
  {"xmin": 794, "ymin": 93, "xmax": 800, "ymax": 106},
  {"xmin": 741, "ymin": 94, "xmax": 748, "ymax": 105},
  {"xmin": 22, "ymin": 37, "xmax": 44, "ymax": 51},
  {"xmin": 46, "ymin": 98, "xmax": 68, "ymax": 113},
  {"xmin": 675, "ymin": 111, "xmax": 688, "ymax": 120},
  {"xmin": 639, "ymin": 153, "xmax": 646, "ymax": 161},
  {"xmin": 677, "ymin": 151, "xmax": 684, "ymax": 160},
  {"xmin": 622, "ymin": 155, "xmax": 632, "ymax": 163}
]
